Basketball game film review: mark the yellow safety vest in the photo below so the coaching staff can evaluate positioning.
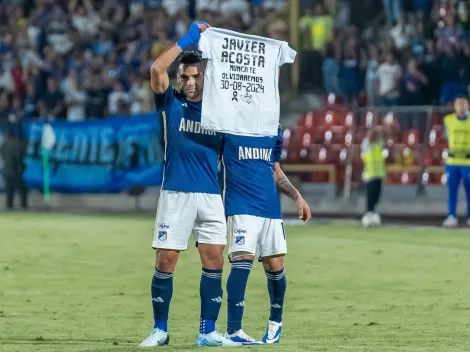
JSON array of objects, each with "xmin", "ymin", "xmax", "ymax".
[
  {"xmin": 362, "ymin": 142, "xmax": 386, "ymax": 181},
  {"xmin": 311, "ymin": 16, "xmax": 332, "ymax": 50},
  {"xmin": 444, "ymin": 113, "xmax": 470, "ymax": 166}
]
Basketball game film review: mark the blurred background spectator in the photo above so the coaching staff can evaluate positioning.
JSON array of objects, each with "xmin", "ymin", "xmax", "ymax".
[
  {"xmin": 2, "ymin": 0, "xmax": 470, "ymax": 117},
  {"xmin": 0, "ymin": 0, "xmax": 293, "ymax": 122},
  {"xmin": 309, "ymin": 0, "xmax": 470, "ymax": 107}
]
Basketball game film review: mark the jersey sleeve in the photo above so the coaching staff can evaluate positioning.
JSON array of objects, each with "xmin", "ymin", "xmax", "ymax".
[
  {"xmin": 153, "ymin": 85, "xmax": 175, "ymax": 113},
  {"xmin": 278, "ymin": 42, "xmax": 297, "ymax": 66},
  {"xmin": 273, "ymin": 126, "xmax": 283, "ymax": 163},
  {"xmin": 199, "ymin": 31, "xmax": 211, "ymax": 60}
]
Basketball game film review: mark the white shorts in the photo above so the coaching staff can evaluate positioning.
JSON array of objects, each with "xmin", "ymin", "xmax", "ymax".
[
  {"xmin": 227, "ymin": 215, "xmax": 287, "ymax": 260},
  {"xmin": 152, "ymin": 190, "xmax": 226, "ymax": 250}
]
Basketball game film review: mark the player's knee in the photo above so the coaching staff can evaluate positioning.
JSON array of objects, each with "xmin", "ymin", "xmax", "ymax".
[
  {"xmin": 155, "ymin": 249, "xmax": 180, "ymax": 272},
  {"xmin": 230, "ymin": 252, "xmax": 255, "ymax": 262},
  {"xmin": 262, "ymin": 254, "xmax": 285, "ymax": 272},
  {"xmin": 198, "ymin": 243, "xmax": 224, "ymax": 269}
]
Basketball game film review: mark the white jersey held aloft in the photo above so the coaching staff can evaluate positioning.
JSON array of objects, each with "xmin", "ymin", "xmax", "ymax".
[{"xmin": 199, "ymin": 27, "xmax": 296, "ymax": 137}]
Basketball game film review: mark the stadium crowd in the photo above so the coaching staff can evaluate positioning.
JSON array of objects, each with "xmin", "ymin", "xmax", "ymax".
[
  {"xmin": 4, "ymin": 0, "xmax": 470, "ymax": 124},
  {"xmin": 299, "ymin": 0, "xmax": 470, "ymax": 106},
  {"xmin": 0, "ymin": 0, "xmax": 289, "ymax": 123}
]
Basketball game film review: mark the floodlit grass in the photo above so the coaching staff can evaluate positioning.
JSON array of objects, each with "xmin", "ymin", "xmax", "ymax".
[{"xmin": 1, "ymin": 213, "xmax": 470, "ymax": 351}]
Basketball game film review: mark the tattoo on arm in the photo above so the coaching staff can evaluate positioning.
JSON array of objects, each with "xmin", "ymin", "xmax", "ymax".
[{"xmin": 276, "ymin": 175, "xmax": 299, "ymax": 201}]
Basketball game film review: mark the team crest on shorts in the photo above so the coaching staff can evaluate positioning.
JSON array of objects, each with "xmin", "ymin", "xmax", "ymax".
[
  {"xmin": 158, "ymin": 231, "xmax": 167, "ymax": 241},
  {"xmin": 235, "ymin": 235, "xmax": 245, "ymax": 245}
]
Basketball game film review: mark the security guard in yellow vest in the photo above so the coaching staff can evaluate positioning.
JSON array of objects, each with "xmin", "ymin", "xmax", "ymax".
[
  {"xmin": 361, "ymin": 126, "xmax": 387, "ymax": 227},
  {"xmin": 442, "ymin": 95, "xmax": 470, "ymax": 227}
]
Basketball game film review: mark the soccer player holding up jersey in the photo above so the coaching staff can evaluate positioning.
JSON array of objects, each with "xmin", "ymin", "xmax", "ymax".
[
  {"xmin": 222, "ymin": 126, "xmax": 312, "ymax": 344},
  {"xmin": 138, "ymin": 22, "xmax": 240, "ymax": 347}
]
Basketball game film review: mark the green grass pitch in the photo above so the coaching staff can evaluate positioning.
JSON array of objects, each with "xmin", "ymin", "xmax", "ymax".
[{"xmin": 1, "ymin": 213, "xmax": 470, "ymax": 351}]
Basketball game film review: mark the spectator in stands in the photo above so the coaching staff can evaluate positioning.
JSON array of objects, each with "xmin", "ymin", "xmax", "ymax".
[
  {"xmin": 322, "ymin": 43, "xmax": 340, "ymax": 95},
  {"xmin": 10, "ymin": 57, "xmax": 25, "ymax": 97},
  {"xmin": 422, "ymin": 39, "xmax": 438, "ymax": 104},
  {"xmin": 0, "ymin": 0, "xmax": 283, "ymax": 124},
  {"xmin": 402, "ymin": 58, "xmax": 427, "ymax": 106},
  {"xmin": 86, "ymin": 75, "xmax": 108, "ymax": 119},
  {"xmin": 460, "ymin": 41, "xmax": 470, "ymax": 98},
  {"xmin": 44, "ymin": 4, "xmax": 74, "ymax": 55},
  {"xmin": 411, "ymin": 0, "xmax": 433, "ymax": 17},
  {"xmin": 299, "ymin": 5, "xmax": 314, "ymax": 50},
  {"xmin": 410, "ymin": 20, "xmax": 426, "ymax": 62},
  {"xmin": 365, "ymin": 44, "xmax": 380, "ymax": 106},
  {"xmin": 383, "ymin": 0, "xmax": 401, "ymax": 26},
  {"xmin": 378, "ymin": 52, "xmax": 402, "ymax": 106},
  {"xmin": 436, "ymin": 44, "xmax": 462, "ymax": 105},
  {"xmin": 23, "ymin": 81, "xmax": 38, "ymax": 120},
  {"xmin": 338, "ymin": 32, "xmax": 363, "ymax": 102},
  {"xmin": 129, "ymin": 75, "xmax": 147, "ymax": 115},
  {"xmin": 93, "ymin": 31, "xmax": 114, "ymax": 56},
  {"xmin": 69, "ymin": 0, "xmax": 100, "ymax": 39},
  {"xmin": 64, "ymin": 71, "xmax": 87, "ymax": 122},
  {"xmin": 9, "ymin": 95, "xmax": 24, "ymax": 122},
  {"xmin": 389, "ymin": 15, "xmax": 415, "ymax": 50},
  {"xmin": 220, "ymin": 0, "xmax": 252, "ymax": 26},
  {"xmin": 37, "ymin": 77, "xmax": 65, "ymax": 121},
  {"xmin": 0, "ymin": 92, "xmax": 10, "ymax": 121},
  {"xmin": 108, "ymin": 81, "xmax": 130, "ymax": 117},
  {"xmin": 164, "ymin": 0, "xmax": 192, "ymax": 18},
  {"xmin": 298, "ymin": 2, "xmax": 333, "ymax": 90},
  {"xmin": 300, "ymin": 2, "xmax": 333, "ymax": 51},
  {"xmin": 27, "ymin": 65, "xmax": 48, "ymax": 103},
  {"xmin": 263, "ymin": 0, "xmax": 286, "ymax": 11},
  {"xmin": 0, "ymin": 35, "xmax": 14, "ymax": 91},
  {"xmin": 436, "ymin": 13, "xmax": 463, "ymax": 48},
  {"xmin": 402, "ymin": 57, "xmax": 428, "ymax": 130},
  {"xmin": 456, "ymin": 1, "xmax": 470, "ymax": 32}
]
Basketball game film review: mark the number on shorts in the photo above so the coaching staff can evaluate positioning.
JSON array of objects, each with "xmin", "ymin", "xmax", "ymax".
[{"xmin": 281, "ymin": 222, "xmax": 286, "ymax": 239}]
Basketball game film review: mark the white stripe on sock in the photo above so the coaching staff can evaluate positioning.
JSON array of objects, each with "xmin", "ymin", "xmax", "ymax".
[
  {"xmin": 265, "ymin": 269, "xmax": 285, "ymax": 281},
  {"xmin": 155, "ymin": 271, "xmax": 173, "ymax": 279},
  {"xmin": 232, "ymin": 263, "xmax": 253, "ymax": 270},
  {"xmin": 202, "ymin": 272, "xmax": 222, "ymax": 279}
]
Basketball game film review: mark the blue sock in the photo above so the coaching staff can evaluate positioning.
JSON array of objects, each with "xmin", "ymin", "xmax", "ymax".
[
  {"xmin": 226, "ymin": 260, "xmax": 253, "ymax": 334},
  {"xmin": 447, "ymin": 165, "xmax": 461, "ymax": 217},
  {"xmin": 151, "ymin": 268, "xmax": 173, "ymax": 332},
  {"xmin": 462, "ymin": 169, "xmax": 470, "ymax": 218},
  {"xmin": 265, "ymin": 268, "xmax": 287, "ymax": 323},
  {"xmin": 200, "ymin": 268, "xmax": 223, "ymax": 334}
]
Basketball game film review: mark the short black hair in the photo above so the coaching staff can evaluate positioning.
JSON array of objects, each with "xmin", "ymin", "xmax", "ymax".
[
  {"xmin": 455, "ymin": 93, "xmax": 468, "ymax": 101},
  {"xmin": 177, "ymin": 50, "xmax": 203, "ymax": 65}
]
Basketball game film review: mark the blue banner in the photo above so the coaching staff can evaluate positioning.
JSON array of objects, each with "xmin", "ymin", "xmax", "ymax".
[{"xmin": 13, "ymin": 114, "xmax": 164, "ymax": 193}]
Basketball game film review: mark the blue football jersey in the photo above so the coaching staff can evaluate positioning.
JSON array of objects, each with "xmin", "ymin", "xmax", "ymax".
[
  {"xmin": 154, "ymin": 86, "xmax": 223, "ymax": 194},
  {"xmin": 223, "ymin": 126, "xmax": 283, "ymax": 219}
]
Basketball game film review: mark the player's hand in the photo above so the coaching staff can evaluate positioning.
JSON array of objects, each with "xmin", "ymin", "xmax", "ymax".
[
  {"xmin": 296, "ymin": 196, "xmax": 312, "ymax": 223},
  {"xmin": 177, "ymin": 21, "xmax": 210, "ymax": 50},
  {"xmin": 197, "ymin": 21, "xmax": 210, "ymax": 33}
]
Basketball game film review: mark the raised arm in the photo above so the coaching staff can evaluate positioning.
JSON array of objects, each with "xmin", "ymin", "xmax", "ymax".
[
  {"xmin": 150, "ymin": 21, "xmax": 209, "ymax": 94},
  {"xmin": 274, "ymin": 162, "xmax": 312, "ymax": 222},
  {"xmin": 150, "ymin": 45, "xmax": 181, "ymax": 94}
]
